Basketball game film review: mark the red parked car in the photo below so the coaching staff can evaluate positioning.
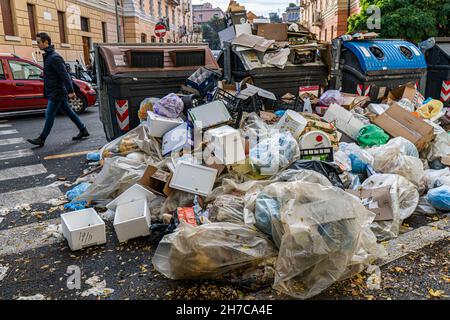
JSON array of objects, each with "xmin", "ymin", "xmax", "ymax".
[{"xmin": 0, "ymin": 53, "xmax": 96, "ymax": 115}]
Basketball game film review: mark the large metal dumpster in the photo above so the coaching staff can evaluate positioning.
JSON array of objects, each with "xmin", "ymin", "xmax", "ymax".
[
  {"xmin": 330, "ymin": 39, "xmax": 427, "ymax": 101},
  {"xmin": 422, "ymin": 38, "xmax": 450, "ymax": 106},
  {"xmin": 95, "ymin": 43, "xmax": 220, "ymax": 141}
]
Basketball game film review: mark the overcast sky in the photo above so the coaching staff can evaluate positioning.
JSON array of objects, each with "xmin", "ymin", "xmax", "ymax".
[{"xmin": 192, "ymin": 0, "xmax": 297, "ymax": 17}]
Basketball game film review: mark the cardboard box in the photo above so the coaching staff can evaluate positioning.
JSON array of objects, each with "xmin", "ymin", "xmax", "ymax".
[
  {"xmin": 387, "ymin": 83, "xmax": 424, "ymax": 107},
  {"xmin": 61, "ymin": 209, "xmax": 106, "ymax": 251},
  {"xmin": 323, "ymin": 104, "xmax": 364, "ymax": 140},
  {"xmin": 371, "ymin": 103, "xmax": 435, "ymax": 151},
  {"xmin": 347, "ymin": 187, "xmax": 394, "ymax": 221},
  {"xmin": 139, "ymin": 165, "xmax": 173, "ymax": 197},
  {"xmin": 114, "ymin": 199, "xmax": 151, "ymax": 243},
  {"xmin": 341, "ymin": 93, "xmax": 370, "ymax": 110},
  {"xmin": 274, "ymin": 110, "xmax": 308, "ymax": 139},
  {"xmin": 441, "ymin": 155, "xmax": 450, "ymax": 167},
  {"xmin": 257, "ymin": 23, "xmax": 288, "ymax": 41}
]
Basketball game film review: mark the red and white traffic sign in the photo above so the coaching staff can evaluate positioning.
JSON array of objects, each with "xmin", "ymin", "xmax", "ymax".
[{"xmin": 155, "ymin": 23, "xmax": 167, "ymax": 38}]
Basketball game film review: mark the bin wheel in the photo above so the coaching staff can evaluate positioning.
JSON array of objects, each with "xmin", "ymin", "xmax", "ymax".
[{"xmin": 69, "ymin": 94, "xmax": 87, "ymax": 114}]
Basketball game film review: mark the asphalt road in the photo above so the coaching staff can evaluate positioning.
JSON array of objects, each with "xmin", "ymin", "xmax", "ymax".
[{"xmin": 0, "ymin": 106, "xmax": 448, "ymax": 301}]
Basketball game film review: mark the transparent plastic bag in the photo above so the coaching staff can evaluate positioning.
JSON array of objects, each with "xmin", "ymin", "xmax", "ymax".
[
  {"xmin": 361, "ymin": 174, "xmax": 419, "ymax": 240},
  {"xmin": 152, "ymin": 222, "xmax": 278, "ymax": 280},
  {"xmin": 415, "ymin": 196, "xmax": 437, "ymax": 215},
  {"xmin": 423, "ymin": 121, "xmax": 450, "ymax": 162},
  {"xmin": 369, "ymin": 139, "xmax": 424, "ymax": 187},
  {"xmin": 209, "ymin": 194, "xmax": 245, "ymax": 224},
  {"xmin": 77, "ymin": 157, "xmax": 148, "ymax": 206},
  {"xmin": 249, "ymin": 130, "xmax": 299, "ymax": 177},
  {"xmin": 424, "ymin": 168, "xmax": 450, "ymax": 189},
  {"xmin": 339, "ymin": 143, "xmax": 374, "ymax": 173},
  {"xmin": 244, "ymin": 181, "xmax": 385, "ymax": 299},
  {"xmin": 319, "ymin": 90, "xmax": 344, "ymax": 106}
]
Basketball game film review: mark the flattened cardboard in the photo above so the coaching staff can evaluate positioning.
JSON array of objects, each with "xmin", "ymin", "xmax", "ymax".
[
  {"xmin": 441, "ymin": 155, "xmax": 450, "ymax": 166},
  {"xmin": 341, "ymin": 93, "xmax": 370, "ymax": 110},
  {"xmin": 139, "ymin": 165, "xmax": 173, "ymax": 197},
  {"xmin": 371, "ymin": 103, "xmax": 435, "ymax": 151},
  {"xmin": 387, "ymin": 83, "xmax": 424, "ymax": 107},
  {"xmin": 347, "ymin": 187, "xmax": 394, "ymax": 221},
  {"xmin": 257, "ymin": 23, "xmax": 288, "ymax": 41}
]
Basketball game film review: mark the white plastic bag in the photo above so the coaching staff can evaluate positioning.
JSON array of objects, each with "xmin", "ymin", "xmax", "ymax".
[
  {"xmin": 361, "ymin": 174, "xmax": 419, "ymax": 240},
  {"xmin": 424, "ymin": 168, "xmax": 450, "ymax": 189},
  {"xmin": 423, "ymin": 121, "xmax": 450, "ymax": 162}
]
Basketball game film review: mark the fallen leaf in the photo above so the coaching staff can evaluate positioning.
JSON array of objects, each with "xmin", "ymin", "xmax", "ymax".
[{"xmin": 428, "ymin": 288, "xmax": 445, "ymax": 298}]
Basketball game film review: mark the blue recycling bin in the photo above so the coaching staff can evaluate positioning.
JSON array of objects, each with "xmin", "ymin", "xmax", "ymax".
[{"xmin": 339, "ymin": 39, "xmax": 427, "ymax": 100}]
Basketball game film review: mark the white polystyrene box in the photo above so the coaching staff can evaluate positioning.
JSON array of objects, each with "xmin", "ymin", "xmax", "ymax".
[
  {"xmin": 204, "ymin": 125, "xmax": 246, "ymax": 165},
  {"xmin": 169, "ymin": 161, "xmax": 218, "ymax": 197},
  {"xmin": 106, "ymin": 184, "xmax": 156, "ymax": 211},
  {"xmin": 146, "ymin": 111, "xmax": 184, "ymax": 138},
  {"xmin": 61, "ymin": 208, "xmax": 106, "ymax": 251},
  {"xmin": 188, "ymin": 101, "xmax": 232, "ymax": 130},
  {"xmin": 113, "ymin": 199, "xmax": 151, "ymax": 243}
]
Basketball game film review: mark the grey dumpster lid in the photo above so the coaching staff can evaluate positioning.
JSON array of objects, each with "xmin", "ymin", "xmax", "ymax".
[{"xmin": 436, "ymin": 43, "xmax": 450, "ymax": 60}]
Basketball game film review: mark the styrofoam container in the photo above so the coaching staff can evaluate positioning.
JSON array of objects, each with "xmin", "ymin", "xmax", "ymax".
[
  {"xmin": 188, "ymin": 101, "xmax": 232, "ymax": 130},
  {"xmin": 275, "ymin": 110, "xmax": 307, "ymax": 139},
  {"xmin": 205, "ymin": 125, "xmax": 245, "ymax": 165},
  {"xmin": 113, "ymin": 199, "xmax": 151, "ymax": 243},
  {"xmin": 162, "ymin": 123, "xmax": 193, "ymax": 156},
  {"xmin": 146, "ymin": 111, "xmax": 184, "ymax": 138},
  {"xmin": 106, "ymin": 184, "xmax": 156, "ymax": 211},
  {"xmin": 169, "ymin": 161, "xmax": 218, "ymax": 197},
  {"xmin": 61, "ymin": 208, "xmax": 106, "ymax": 251}
]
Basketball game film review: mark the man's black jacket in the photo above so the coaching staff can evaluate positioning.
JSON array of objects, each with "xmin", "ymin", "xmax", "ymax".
[{"xmin": 42, "ymin": 46, "xmax": 74, "ymax": 101}]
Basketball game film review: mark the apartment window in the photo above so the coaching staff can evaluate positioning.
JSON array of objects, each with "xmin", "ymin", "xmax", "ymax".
[
  {"xmin": 102, "ymin": 22, "xmax": 108, "ymax": 43},
  {"xmin": 151, "ymin": 35, "xmax": 156, "ymax": 43},
  {"xmin": 80, "ymin": 17, "xmax": 89, "ymax": 32},
  {"xmin": 141, "ymin": 33, "xmax": 147, "ymax": 43},
  {"xmin": 331, "ymin": 25, "xmax": 334, "ymax": 40},
  {"xmin": 165, "ymin": 4, "xmax": 169, "ymax": 18},
  {"xmin": 172, "ymin": 8, "xmax": 175, "ymax": 25},
  {"xmin": 325, "ymin": 28, "xmax": 327, "ymax": 41},
  {"xmin": 57, "ymin": 11, "xmax": 68, "ymax": 44},
  {"xmin": 27, "ymin": 4, "xmax": 37, "ymax": 40},
  {"xmin": 158, "ymin": 1, "xmax": 162, "ymax": 17},
  {"xmin": 1, "ymin": 0, "xmax": 15, "ymax": 36}
]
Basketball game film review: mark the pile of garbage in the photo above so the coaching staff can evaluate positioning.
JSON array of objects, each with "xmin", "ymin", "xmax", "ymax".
[
  {"xmin": 218, "ymin": 1, "xmax": 328, "ymax": 70},
  {"xmin": 60, "ymin": 67, "xmax": 449, "ymax": 298}
]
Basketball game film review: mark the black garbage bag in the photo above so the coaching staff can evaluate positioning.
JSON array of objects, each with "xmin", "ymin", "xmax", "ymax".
[{"xmin": 288, "ymin": 160, "xmax": 344, "ymax": 189}]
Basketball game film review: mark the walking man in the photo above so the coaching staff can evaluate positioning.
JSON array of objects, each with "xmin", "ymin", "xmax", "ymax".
[{"xmin": 27, "ymin": 32, "xmax": 89, "ymax": 147}]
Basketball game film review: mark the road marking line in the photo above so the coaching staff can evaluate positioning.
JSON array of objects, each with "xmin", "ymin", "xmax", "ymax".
[
  {"xmin": 0, "ymin": 149, "xmax": 34, "ymax": 161},
  {"xmin": 379, "ymin": 219, "xmax": 449, "ymax": 266},
  {"xmin": 0, "ymin": 164, "xmax": 47, "ymax": 182},
  {"xmin": 0, "ymin": 137, "xmax": 25, "ymax": 146},
  {"xmin": 0, "ymin": 185, "xmax": 62, "ymax": 210},
  {"xmin": 44, "ymin": 149, "xmax": 98, "ymax": 160},
  {"xmin": 0, "ymin": 129, "xmax": 18, "ymax": 136},
  {"xmin": 0, "ymin": 218, "xmax": 62, "ymax": 257},
  {"xmin": 0, "ymin": 124, "xmax": 11, "ymax": 128}
]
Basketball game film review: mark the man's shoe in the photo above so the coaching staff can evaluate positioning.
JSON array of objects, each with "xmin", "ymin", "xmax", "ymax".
[
  {"xmin": 27, "ymin": 136, "xmax": 45, "ymax": 147},
  {"xmin": 72, "ymin": 128, "xmax": 90, "ymax": 141}
]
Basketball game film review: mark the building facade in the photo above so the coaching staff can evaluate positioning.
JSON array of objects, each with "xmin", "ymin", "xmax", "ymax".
[
  {"xmin": 300, "ymin": 0, "xmax": 361, "ymax": 41},
  {"xmin": 192, "ymin": 2, "xmax": 224, "ymax": 25},
  {"xmin": 0, "ymin": 0, "xmax": 194, "ymax": 64},
  {"xmin": 282, "ymin": 5, "xmax": 301, "ymax": 23}
]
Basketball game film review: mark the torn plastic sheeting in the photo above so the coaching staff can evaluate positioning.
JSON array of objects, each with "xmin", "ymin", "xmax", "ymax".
[
  {"xmin": 66, "ymin": 183, "xmax": 91, "ymax": 201},
  {"xmin": 209, "ymin": 194, "xmax": 246, "ymax": 224},
  {"xmin": 76, "ymin": 157, "xmax": 148, "ymax": 206},
  {"xmin": 288, "ymin": 160, "xmax": 344, "ymax": 189},
  {"xmin": 244, "ymin": 181, "xmax": 385, "ymax": 299},
  {"xmin": 152, "ymin": 222, "xmax": 278, "ymax": 280},
  {"xmin": 361, "ymin": 174, "xmax": 419, "ymax": 241}
]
